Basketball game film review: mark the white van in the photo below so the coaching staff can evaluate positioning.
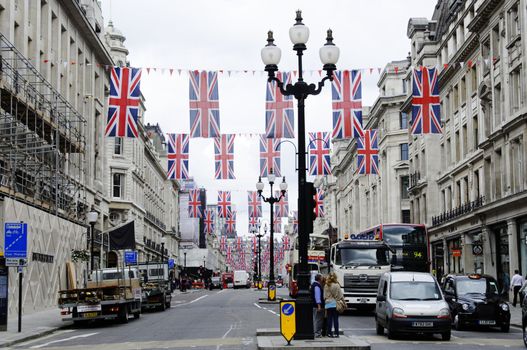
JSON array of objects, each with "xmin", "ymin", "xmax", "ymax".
[
  {"xmin": 233, "ymin": 270, "xmax": 250, "ymax": 289},
  {"xmin": 375, "ymin": 272, "xmax": 451, "ymax": 341}
]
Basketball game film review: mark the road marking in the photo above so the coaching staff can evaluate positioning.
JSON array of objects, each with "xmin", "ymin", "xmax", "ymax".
[
  {"xmin": 30, "ymin": 332, "xmax": 98, "ymax": 348},
  {"xmin": 216, "ymin": 289, "xmax": 225, "ymax": 294},
  {"xmin": 16, "ymin": 330, "xmax": 75, "ymax": 347},
  {"xmin": 174, "ymin": 294, "xmax": 209, "ymax": 307},
  {"xmin": 216, "ymin": 324, "xmax": 235, "ymax": 350},
  {"xmin": 253, "ymin": 303, "xmax": 262, "ymax": 309}
]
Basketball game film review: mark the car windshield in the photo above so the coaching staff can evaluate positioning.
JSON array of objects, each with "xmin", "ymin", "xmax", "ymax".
[
  {"xmin": 336, "ymin": 247, "xmax": 389, "ymax": 266},
  {"xmin": 212, "ymin": 277, "xmax": 220, "ymax": 282},
  {"xmin": 390, "ymin": 281, "xmax": 442, "ymax": 300},
  {"xmin": 456, "ymin": 278, "xmax": 499, "ymax": 296}
]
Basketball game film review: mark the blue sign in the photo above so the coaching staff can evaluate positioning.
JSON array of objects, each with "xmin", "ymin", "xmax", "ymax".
[
  {"xmin": 168, "ymin": 259, "xmax": 175, "ymax": 269},
  {"xmin": 124, "ymin": 251, "xmax": 137, "ymax": 265},
  {"xmin": 281, "ymin": 303, "xmax": 294, "ymax": 316},
  {"xmin": 4, "ymin": 223, "xmax": 27, "ymax": 258}
]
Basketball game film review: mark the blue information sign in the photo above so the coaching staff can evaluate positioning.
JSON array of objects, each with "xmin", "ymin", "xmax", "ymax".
[
  {"xmin": 168, "ymin": 259, "xmax": 175, "ymax": 269},
  {"xmin": 4, "ymin": 223, "xmax": 27, "ymax": 258},
  {"xmin": 281, "ymin": 303, "xmax": 294, "ymax": 316},
  {"xmin": 124, "ymin": 251, "xmax": 137, "ymax": 265}
]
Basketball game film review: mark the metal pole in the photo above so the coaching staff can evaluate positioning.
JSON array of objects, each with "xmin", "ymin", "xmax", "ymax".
[
  {"xmin": 258, "ymin": 234, "xmax": 262, "ymax": 286},
  {"xmin": 268, "ymin": 182, "xmax": 276, "ymax": 301},
  {"xmin": 17, "ymin": 270, "xmax": 22, "ymax": 332},
  {"xmin": 90, "ymin": 223, "xmax": 95, "ymax": 272}
]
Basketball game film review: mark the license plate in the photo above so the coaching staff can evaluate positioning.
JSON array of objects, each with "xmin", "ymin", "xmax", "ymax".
[
  {"xmin": 81, "ymin": 312, "xmax": 98, "ymax": 318},
  {"xmin": 77, "ymin": 305, "xmax": 101, "ymax": 312},
  {"xmin": 412, "ymin": 322, "xmax": 434, "ymax": 327},
  {"xmin": 479, "ymin": 320, "xmax": 496, "ymax": 325},
  {"xmin": 360, "ymin": 298, "xmax": 367, "ymax": 303}
]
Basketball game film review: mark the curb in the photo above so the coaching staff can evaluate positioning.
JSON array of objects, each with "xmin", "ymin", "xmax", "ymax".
[{"xmin": 0, "ymin": 325, "xmax": 66, "ymax": 348}]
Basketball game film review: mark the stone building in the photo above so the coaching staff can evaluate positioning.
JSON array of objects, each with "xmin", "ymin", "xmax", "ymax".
[
  {"xmin": 406, "ymin": 0, "xmax": 527, "ymax": 290},
  {"xmin": 0, "ymin": 0, "xmax": 112, "ymax": 314},
  {"xmin": 330, "ymin": 61, "xmax": 411, "ymax": 238}
]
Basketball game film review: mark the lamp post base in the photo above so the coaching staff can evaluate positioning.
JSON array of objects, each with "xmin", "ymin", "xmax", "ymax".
[
  {"xmin": 293, "ymin": 289, "xmax": 314, "ymax": 340},
  {"xmin": 267, "ymin": 281, "xmax": 276, "ymax": 301}
]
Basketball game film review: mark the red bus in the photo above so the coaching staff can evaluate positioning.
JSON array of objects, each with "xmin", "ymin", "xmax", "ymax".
[
  {"xmin": 221, "ymin": 272, "xmax": 234, "ymax": 289},
  {"xmin": 350, "ymin": 223, "xmax": 430, "ymax": 272}
]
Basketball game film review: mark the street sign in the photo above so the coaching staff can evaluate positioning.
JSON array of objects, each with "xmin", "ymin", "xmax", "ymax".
[
  {"xmin": 5, "ymin": 258, "xmax": 27, "ymax": 267},
  {"xmin": 268, "ymin": 284, "xmax": 276, "ymax": 301},
  {"xmin": 124, "ymin": 251, "xmax": 137, "ymax": 265},
  {"xmin": 168, "ymin": 259, "xmax": 175, "ymax": 269},
  {"xmin": 280, "ymin": 301, "xmax": 296, "ymax": 344},
  {"xmin": 4, "ymin": 223, "xmax": 28, "ymax": 258}
]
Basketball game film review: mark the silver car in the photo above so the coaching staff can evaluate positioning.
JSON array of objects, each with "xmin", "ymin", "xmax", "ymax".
[{"xmin": 375, "ymin": 271, "xmax": 451, "ymax": 341}]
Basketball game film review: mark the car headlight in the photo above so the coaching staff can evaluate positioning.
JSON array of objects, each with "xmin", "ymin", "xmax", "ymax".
[
  {"xmin": 437, "ymin": 308, "xmax": 450, "ymax": 319},
  {"xmin": 461, "ymin": 303, "xmax": 469, "ymax": 311},
  {"xmin": 501, "ymin": 303, "xmax": 509, "ymax": 311},
  {"xmin": 392, "ymin": 307, "xmax": 406, "ymax": 318}
]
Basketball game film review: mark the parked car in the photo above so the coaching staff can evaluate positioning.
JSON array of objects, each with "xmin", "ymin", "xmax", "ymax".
[
  {"xmin": 522, "ymin": 293, "xmax": 527, "ymax": 346},
  {"xmin": 375, "ymin": 271, "xmax": 451, "ymax": 341},
  {"xmin": 209, "ymin": 276, "xmax": 222, "ymax": 290},
  {"xmin": 441, "ymin": 274, "xmax": 510, "ymax": 332}
]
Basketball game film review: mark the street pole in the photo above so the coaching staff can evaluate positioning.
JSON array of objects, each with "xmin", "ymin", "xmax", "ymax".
[
  {"xmin": 90, "ymin": 222, "xmax": 95, "ymax": 272},
  {"xmin": 258, "ymin": 233, "xmax": 262, "ymax": 289},
  {"xmin": 268, "ymin": 182, "xmax": 275, "ymax": 301},
  {"xmin": 18, "ymin": 269, "xmax": 22, "ymax": 332}
]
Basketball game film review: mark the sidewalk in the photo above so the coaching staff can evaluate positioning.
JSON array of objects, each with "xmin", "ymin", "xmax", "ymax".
[
  {"xmin": 510, "ymin": 304, "xmax": 522, "ymax": 328},
  {"xmin": 0, "ymin": 307, "xmax": 65, "ymax": 348}
]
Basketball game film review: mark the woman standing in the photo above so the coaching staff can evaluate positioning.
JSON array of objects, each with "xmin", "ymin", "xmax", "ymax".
[{"xmin": 324, "ymin": 272, "xmax": 343, "ymax": 337}]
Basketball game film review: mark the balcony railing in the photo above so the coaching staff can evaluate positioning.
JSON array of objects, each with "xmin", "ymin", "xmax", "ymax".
[
  {"xmin": 409, "ymin": 171, "xmax": 421, "ymax": 189},
  {"xmin": 432, "ymin": 196, "xmax": 485, "ymax": 226},
  {"xmin": 145, "ymin": 210, "xmax": 167, "ymax": 231}
]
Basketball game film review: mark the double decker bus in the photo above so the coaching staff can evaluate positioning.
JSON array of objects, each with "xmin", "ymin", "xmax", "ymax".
[
  {"xmin": 288, "ymin": 233, "xmax": 331, "ymax": 297},
  {"xmin": 350, "ymin": 223, "xmax": 429, "ymax": 272}
]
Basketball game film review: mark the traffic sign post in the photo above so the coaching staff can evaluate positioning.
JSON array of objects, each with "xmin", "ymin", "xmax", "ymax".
[
  {"xmin": 124, "ymin": 251, "xmax": 138, "ymax": 265},
  {"xmin": 280, "ymin": 301, "xmax": 296, "ymax": 345},
  {"xmin": 268, "ymin": 284, "xmax": 276, "ymax": 301}
]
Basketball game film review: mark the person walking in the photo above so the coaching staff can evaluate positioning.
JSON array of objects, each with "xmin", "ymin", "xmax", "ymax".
[
  {"xmin": 510, "ymin": 269, "xmax": 524, "ymax": 307},
  {"xmin": 324, "ymin": 272, "xmax": 343, "ymax": 338},
  {"xmin": 311, "ymin": 274, "xmax": 325, "ymax": 338}
]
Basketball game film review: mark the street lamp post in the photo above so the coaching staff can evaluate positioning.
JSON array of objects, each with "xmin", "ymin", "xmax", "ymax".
[
  {"xmin": 87, "ymin": 209, "xmax": 99, "ymax": 273},
  {"xmin": 261, "ymin": 10, "xmax": 339, "ymax": 339},
  {"xmin": 252, "ymin": 221, "xmax": 263, "ymax": 290},
  {"xmin": 257, "ymin": 170, "xmax": 287, "ymax": 301},
  {"xmin": 160, "ymin": 236, "xmax": 166, "ymax": 263}
]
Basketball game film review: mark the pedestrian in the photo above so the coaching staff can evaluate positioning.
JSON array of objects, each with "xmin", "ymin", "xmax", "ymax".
[
  {"xmin": 311, "ymin": 274, "xmax": 324, "ymax": 338},
  {"xmin": 510, "ymin": 269, "xmax": 524, "ymax": 307},
  {"xmin": 324, "ymin": 272, "xmax": 343, "ymax": 338}
]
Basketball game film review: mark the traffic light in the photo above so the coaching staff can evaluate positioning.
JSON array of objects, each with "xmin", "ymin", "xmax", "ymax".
[{"xmin": 301, "ymin": 182, "xmax": 317, "ymax": 234}]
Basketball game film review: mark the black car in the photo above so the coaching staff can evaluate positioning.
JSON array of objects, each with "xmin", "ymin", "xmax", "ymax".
[
  {"xmin": 209, "ymin": 276, "xmax": 222, "ymax": 290},
  {"xmin": 441, "ymin": 274, "xmax": 510, "ymax": 332},
  {"xmin": 521, "ymin": 293, "xmax": 527, "ymax": 346}
]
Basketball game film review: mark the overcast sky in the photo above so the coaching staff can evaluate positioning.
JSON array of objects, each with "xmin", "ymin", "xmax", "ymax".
[{"xmin": 101, "ymin": 0, "xmax": 437, "ymax": 239}]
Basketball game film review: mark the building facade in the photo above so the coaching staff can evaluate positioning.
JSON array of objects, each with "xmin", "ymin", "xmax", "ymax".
[{"xmin": 406, "ymin": 0, "xmax": 527, "ymax": 292}]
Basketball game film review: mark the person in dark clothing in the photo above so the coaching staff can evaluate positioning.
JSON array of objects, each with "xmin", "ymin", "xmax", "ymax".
[{"xmin": 311, "ymin": 274, "xmax": 325, "ymax": 337}]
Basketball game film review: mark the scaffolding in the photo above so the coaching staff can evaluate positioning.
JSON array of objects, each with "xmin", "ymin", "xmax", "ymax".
[{"xmin": 0, "ymin": 33, "xmax": 88, "ymax": 223}]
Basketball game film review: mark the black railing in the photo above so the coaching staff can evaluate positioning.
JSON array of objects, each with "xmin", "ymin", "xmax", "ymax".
[
  {"xmin": 145, "ymin": 210, "xmax": 167, "ymax": 231},
  {"xmin": 432, "ymin": 196, "xmax": 485, "ymax": 226}
]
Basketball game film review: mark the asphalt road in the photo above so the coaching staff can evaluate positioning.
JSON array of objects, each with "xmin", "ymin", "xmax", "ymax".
[{"xmin": 7, "ymin": 287, "xmax": 527, "ymax": 350}]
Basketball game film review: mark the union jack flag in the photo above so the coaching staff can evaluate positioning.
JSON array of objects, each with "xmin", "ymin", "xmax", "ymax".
[
  {"xmin": 411, "ymin": 67, "xmax": 442, "ymax": 134},
  {"xmin": 226, "ymin": 245, "xmax": 232, "ymax": 261},
  {"xmin": 357, "ymin": 129, "xmax": 379, "ymax": 175},
  {"xmin": 308, "ymin": 132, "xmax": 331, "ymax": 176},
  {"xmin": 189, "ymin": 70, "xmax": 221, "ymax": 138},
  {"xmin": 214, "ymin": 134, "xmax": 235, "ymax": 179},
  {"xmin": 106, "ymin": 67, "xmax": 142, "ymax": 138},
  {"xmin": 167, "ymin": 134, "xmax": 190, "ymax": 180},
  {"xmin": 314, "ymin": 189, "xmax": 325, "ymax": 217},
  {"xmin": 204, "ymin": 209, "xmax": 215, "ymax": 234},
  {"xmin": 236, "ymin": 236, "xmax": 242, "ymax": 251},
  {"xmin": 292, "ymin": 211, "xmax": 299, "ymax": 234},
  {"xmin": 331, "ymin": 70, "xmax": 364, "ymax": 139},
  {"xmin": 260, "ymin": 136, "xmax": 281, "ymax": 177},
  {"xmin": 283, "ymin": 235, "xmax": 290, "ymax": 250},
  {"xmin": 274, "ymin": 191, "xmax": 288, "ymax": 217},
  {"xmin": 266, "ymin": 71, "xmax": 294, "ymax": 139},
  {"xmin": 226, "ymin": 211, "xmax": 236, "ymax": 234},
  {"xmin": 247, "ymin": 191, "xmax": 262, "ymax": 218},
  {"xmin": 188, "ymin": 189, "xmax": 202, "ymax": 218},
  {"xmin": 273, "ymin": 216, "xmax": 282, "ymax": 233},
  {"xmin": 217, "ymin": 191, "xmax": 231, "ymax": 218},
  {"xmin": 252, "ymin": 236, "xmax": 257, "ymax": 254},
  {"xmin": 220, "ymin": 236, "xmax": 227, "ymax": 251},
  {"xmin": 248, "ymin": 216, "xmax": 259, "ymax": 231}
]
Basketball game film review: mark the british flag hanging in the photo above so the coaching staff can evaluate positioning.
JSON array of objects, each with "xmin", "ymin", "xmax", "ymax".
[
  {"xmin": 167, "ymin": 134, "xmax": 190, "ymax": 180},
  {"xmin": 214, "ymin": 134, "xmax": 235, "ymax": 179},
  {"xmin": 204, "ymin": 209, "xmax": 215, "ymax": 234},
  {"xmin": 226, "ymin": 211, "xmax": 236, "ymax": 234},
  {"xmin": 247, "ymin": 191, "xmax": 262, "ymax": 218},
  {"xmin": 283, "ymin": 235, "xmax": 290, "ymax": 250},
  {"xmin": 249, "ymin": 216, "xmax": 259, "ymax": 232},
  {"xmin": 259, "ymin": 136, "xmax": 281, "ymax": 177},
  {"xmin": 217, "ymin": 191, "xmax": 231, "ymax": 218},
  {"xmin": 274, "ymin": 191, "xmax": 288, "ymax": 218},
  {"xmin": 220, "ymin": 236, "xmax": 227, "ymax": 251},
  {"xmin": 188, "ymin": 189, "xmax": 202, "ymax": 218},
  {"xmin": 236, "ymin": 236, "xmax": 242, "ymax": 251},
  {"xmin": 189, "ymin": 70, "xmax": 221, "ymax": 138},
  {"xmin": 331, "ymin": 70, "xmax": 364, "ymax": 139},
  {"xmin": 292, "ymin": 211, "xmax": 299, "ymax": 234},
  {"xmin": 106, "ymin": 67, "xmax": 142, "ymax": 138},
  {"xmin": 273, "ymin": 216, "xmax": 282, "ymax": 233},
  {"xmin": 308, "ymin": 132, "xmax": 331, "ymax": 176},
  {"xmin": 411, "ymin": 67, "xmax": 442, "ymax": 134},
  {"xmin": 357, "ymin": 129, "xmax": 379, "ymax": 175},
  {"xmin": 265, "ymin": 71, "xmax": 294, "ymax": 139},
  {"xmin": 314, "ymin": 189, "xmax": 325, "ymax": 217}
]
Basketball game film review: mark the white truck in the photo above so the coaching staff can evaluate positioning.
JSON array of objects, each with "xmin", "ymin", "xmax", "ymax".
[
  {"xmin": 233, "ymin": 270, "xmax": 250, "ymax": 289},
  {"xmin": 329, "ymin": 240, "xmax": 393, "ymax": 309},
  {"xmin": 137, "ymin": 262, "xmax": 172, "ymax": 311}
]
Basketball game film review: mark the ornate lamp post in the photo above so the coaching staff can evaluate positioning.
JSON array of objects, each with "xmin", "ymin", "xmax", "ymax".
[
  {"xmin": 251, "ymin": 220, "xmax": 263, "ymax": 290},
  {"xmin": 160, "ymin": 236, "xmax": 166, "ymax": 263},
  {"xmin": 87, "ymin": 208, "xmax": 99, "ymax": 273},
  {"xmin": 261, "ymin": 10, "xmax": 339, "ymax": 339},
  {"xmin": 256, "ymin": 170, "xmax": 287, "ymax": 301}
]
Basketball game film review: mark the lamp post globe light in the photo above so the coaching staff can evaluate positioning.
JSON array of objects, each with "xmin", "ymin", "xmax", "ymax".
[
  {"xmin": 256, "ymin": 170, "xmax": 287, "ymax": 301},
  {"xmin": 86, "ymin": 208, "xmax": 99, "ymax": 273},
  {"xmin": 261, "ymin": 10, "xmax": 339, "ymax": 339}
]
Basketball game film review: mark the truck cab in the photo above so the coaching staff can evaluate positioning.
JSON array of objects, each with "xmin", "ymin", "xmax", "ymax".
[{"xmin": 330, "ymin": 240, "xmax": 393, "ymax": 308}]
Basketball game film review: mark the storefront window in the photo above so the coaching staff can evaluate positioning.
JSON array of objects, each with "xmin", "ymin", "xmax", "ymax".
[
  {"xmin": 432, "ymin": 242, "xmax": 444, "ymax": 280},
  {"xmin": 447, "ymin": 237, "xmax": 462, "ymax": 274},
  {"xmin": 472, "ymin": 233, "xmax": 484, "ymax": 274},
  {"xmin": 495, "ymin": 226, "xmax": 510, "ymax": 299}
]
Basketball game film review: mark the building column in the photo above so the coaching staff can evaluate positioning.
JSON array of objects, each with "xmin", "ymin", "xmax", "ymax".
[
  {"xmin": 463, "ymin": 233, "xmax": 475, "ymax": 274},
  {"xmin": 442, "ymin": 237, "xmax": 448, "ymax": 275},
  {"xmin": 508, "ymin": 219, "xmax": 519, "ymax": 276},
  {"xmin": 482, "ymin": 225, "xmax": 496, "ymax": 277}
]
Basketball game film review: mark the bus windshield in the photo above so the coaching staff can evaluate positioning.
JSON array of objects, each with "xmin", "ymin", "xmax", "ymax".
[
  {"xmin": 336, "ymin": 247, "xmax": 389, "ymax": 266},
  {"xmin": 382, "ymin": 225, "xmax": 426, "ymax": 245},
  {"xmin": 294, "ymin": 235, "xmax": 330, "ymax": 251},
  {"xmin": 382, "ymin": 225, "xmax": 428, "ymax": 271}
]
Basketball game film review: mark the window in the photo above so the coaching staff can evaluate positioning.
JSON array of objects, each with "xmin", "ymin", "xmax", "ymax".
[
  {"xmin": 455, "ymin": 130, "xmax": 460, "ymax": 163},
  {"xmin": 511, "ymin": 68, "xmax": 523, "ymax": 112},
  {"xmin": 508, "ymin": 3, "xmax": 520, "ymax": 41},
  {"xmin": 492, "ymin": 24, "xmax": 500, "ymax": 60},
  {"xmin": 462, "ymin": 124, "xmax": 468, "ymax": 155},
  {"xmin": 400, "ymin": 143, "xmax": 409, "ymax": 161},
  {"xmin": 494, "ymin": 83, "xmax": 502, "ymax": 126},
  {"xmin": 113, "ymin": 173, "xmax": 124, "ymax": 198},
  {"xmin": 400, "ymin": 112, "xmax": 408, "ymax": 129},
  {"xmin": 401, "ymin": 176, "xmax": 409, "ymax": 199},
  {"xmin": 402, "ymin": 210, "xmax": 411, "ymax": 223},
  {"xmin": 473, "ymin": 115, "xmax": 479, "ymax": 149},
  {"xmin": 460, "ymin": 77, "xmax": 466, "ymax": 105},
  {"xmin": 470, "ymin": 65, "xmax": 478, "ymax": 94},
  {"xmin": 114, "ymin": 137, "xmax": 123, "ymax": 155},
  {"xmin": 473, "ymin": 169, "xmax": 480, "ymax": 199},
  {"xmin": 453, "ymin": 84, "xmax": 459, "ymax": 109}
]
